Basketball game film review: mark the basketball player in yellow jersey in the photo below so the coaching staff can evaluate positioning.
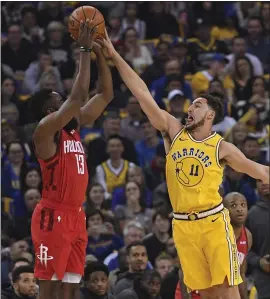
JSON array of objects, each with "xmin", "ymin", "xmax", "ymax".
[{"xmin": 100, "ymin": 30, "xmax": 269, "ymax": 299}]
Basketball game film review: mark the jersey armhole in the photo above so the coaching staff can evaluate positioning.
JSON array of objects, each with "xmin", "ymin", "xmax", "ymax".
[
  {"xmin": 216, "ymin": 137, "xmax": 224, "ymax": 168},
  {"xmin": 34, "ymin": 131, "xmax": 61, "ymax": 163},
  {"xmin": 165, "ymin": 128, "xmax": 185, "ymax": 157}
]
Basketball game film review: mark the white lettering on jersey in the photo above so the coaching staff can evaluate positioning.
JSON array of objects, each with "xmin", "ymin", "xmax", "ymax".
[
  {"xmin": 238, "ymin": 251, "xmax": 245, "ymax": 265},
  {"xmin": 64, "ymin": 140, "xmax": 85, "ymax": 154},
  {"xmin": 37, "ymin": 244, "xmax": 53, "ymax": 267}
]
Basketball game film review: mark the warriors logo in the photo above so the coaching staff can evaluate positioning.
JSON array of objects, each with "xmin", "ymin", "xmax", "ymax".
[{"xmin": 175, "ymin": 157, "xmax": 204, "ymax": 187}]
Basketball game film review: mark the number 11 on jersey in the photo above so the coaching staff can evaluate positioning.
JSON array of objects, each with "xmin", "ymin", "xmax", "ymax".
[{"xmin": 75, "ymin": 154, "xmax": 85, "ymax": 174}]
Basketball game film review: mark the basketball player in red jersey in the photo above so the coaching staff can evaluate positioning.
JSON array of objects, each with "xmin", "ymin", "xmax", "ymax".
[
  {"xmin": 29, "ymin": 20, "xmax": 113, "ymax": 299},
  {"xmin": 224, "ymin": 192, "xmax": 252, "ymax": 299}
]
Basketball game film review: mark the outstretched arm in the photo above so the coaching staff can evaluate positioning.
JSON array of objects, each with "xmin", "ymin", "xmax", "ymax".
[
  {"xmin": 34, "ymin": 20, "xmax": 94, "ymax": 139},
  {"xmin": 219, "ymin": 141, "xmax": 269, "ymax": 184},
  {"xmin": 80, "ymin": 45, "xmax": 113, "ymax": 126},
  {"xmin": 100, "ymin": 30, "xmax": 180, "ymax": 134}
]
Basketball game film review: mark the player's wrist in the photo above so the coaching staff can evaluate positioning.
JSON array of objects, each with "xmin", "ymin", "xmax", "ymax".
[{"xmin": 80, "ymin": 46, "xmax": 92, "ymax": 53}]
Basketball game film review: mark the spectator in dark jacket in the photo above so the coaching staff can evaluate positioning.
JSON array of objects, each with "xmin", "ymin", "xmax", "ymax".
[
  {"xmin": 116, "ymin": 270, "xmax": 162, "ymax": 299},
  {"xmin": 80, "ymin": 261, "xmax": 115, "ymax": 299},
  {"xmin": 246, "ymin": 180, "xmax": 270, "ymax": 299},
  {"xmin": 114, "ymin": 241, "xmax": 148, "ymax": 296}
]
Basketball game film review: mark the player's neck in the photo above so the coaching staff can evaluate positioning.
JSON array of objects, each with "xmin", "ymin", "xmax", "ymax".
[
  {"xmin": 110, "ymin": 158, "xmax": 122, "ymax": 168},
  {"xmin": 233, "ymin": 225, "xmax": 243, "ymax": 241},
  {"xmin": 155, "ymin": 230, "xmax": 169, "ymax": 243},
  {"xmin": 189, "ymin": 126, "xmax": 213, "ymax": 141}
]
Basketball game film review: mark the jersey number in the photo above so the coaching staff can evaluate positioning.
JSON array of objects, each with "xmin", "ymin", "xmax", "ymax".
[
  {"xmin": 75, "ymin": 154, "xmax": 84, "ymax": 174},
  {"xmin": 189, "ymin": 164, "xmax": 199, "ymax": 176}
]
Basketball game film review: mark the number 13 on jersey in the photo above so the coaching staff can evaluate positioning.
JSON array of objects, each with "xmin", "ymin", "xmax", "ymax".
[{"xmin": 75, "ymin": 154, "xmax": 84, "ymax": 174}]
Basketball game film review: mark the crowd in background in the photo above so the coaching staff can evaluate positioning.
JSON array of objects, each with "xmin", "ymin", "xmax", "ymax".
[{"xmin": 1, "ymin": 1, "xmax": 270, "ymax": 299}]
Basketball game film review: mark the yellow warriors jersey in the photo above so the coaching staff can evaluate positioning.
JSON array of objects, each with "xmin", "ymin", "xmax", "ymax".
[
  {"xmin": 101, "ymin": 160, "xmax": 129, "ymax": 193},
  {"xmin": 166, "ymin": 129, "xmax": 224, "ymax": 213}
]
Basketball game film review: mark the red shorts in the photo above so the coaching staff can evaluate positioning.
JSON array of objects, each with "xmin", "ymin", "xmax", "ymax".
[{"xmin": 31, "ymin": 201, "xmax": 87, "ymax": 280}]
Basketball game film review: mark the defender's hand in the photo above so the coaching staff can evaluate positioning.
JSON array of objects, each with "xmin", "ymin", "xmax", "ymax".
[
  {"xmin": 78, "ymin": 19, "xmax": 97, "ymax": 49},
  {"xmin": 97, "ymin": 28, "xmax": 116, "ymax": 57}
]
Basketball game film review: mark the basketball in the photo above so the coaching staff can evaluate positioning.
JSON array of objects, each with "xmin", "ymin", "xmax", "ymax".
[{"xmin": 68, "ymin": 6, "xmax": 105, "ymax": 41}]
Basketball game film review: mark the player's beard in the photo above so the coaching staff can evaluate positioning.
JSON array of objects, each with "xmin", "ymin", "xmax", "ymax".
[
  {"xmin": 63, "ymin": 117, "xmax": 79, "ymax": 133},
  {"xmin": 185, "ymin": 114, "xmax": 206, "ymax": 132}
]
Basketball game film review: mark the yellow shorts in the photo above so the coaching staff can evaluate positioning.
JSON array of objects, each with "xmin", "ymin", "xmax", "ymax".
[{"xmin": 172, "ymin": 208, "xmax": 242, "ymax": 291}]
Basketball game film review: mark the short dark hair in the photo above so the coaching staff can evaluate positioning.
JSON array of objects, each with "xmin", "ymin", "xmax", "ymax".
[
  {"xmin": 28, "ymin": 89, "xmax": 53, "ymax": 121},
  {"xmin": 248, "ymin": 16, "xmax": 263, "ymax": 27},
  {"xmin": 86, "ymin": 210, "xmax": 105, "ymax": 222},
  {"xmin": 142, "ymin": 269, "xmax": 161, "ymax": 282},
  {"xmin": 243, "ymin": 136, "xmax": 259, "ymax": 145},
  {"xmin": 84, "ymin": 261, "xmax": 109, "ymax": 281},
  {"xmin": 152, "ymin": 209, "xmax": 169, "ymax": 223},
  {"xmin": 166, "ymin": 74, "xmax": 182, "ymax": 86},
  {"xmin": 10, "ymin": 258, "xmax": 31, "ymax": 272},
  {"xmin": 21, "ymin": 6, "xmax": 37, "ymax": 17},
  {"xmin": 12, "ymin": 266, "xmax": 34, "ymax": 283},
  {"xmin": 126, "ymin": 241, "xmax": 146, "ymax": 255},
  {"xmin": 107, "ymin": 134, "xmax": 124, "ymax": 144},
  {"xmin": 199, "ymin": 93, "xmax": 224, "ymax": 124}
]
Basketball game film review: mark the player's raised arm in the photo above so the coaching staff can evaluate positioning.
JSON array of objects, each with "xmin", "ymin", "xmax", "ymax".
[
  {"xmin": 100, "ymin": 29, "xmax": 180, "ymax": 134},
  {"xmin": 79, "ymin": 43, "xmax": 113, "ymax": 126},
  {"xmin": 219, "ymin": 141, "xmax": 269, "ymax": 184},
  {"xmin": 33, "ymin": 20, "xmax": 94, "ymax": 139}
]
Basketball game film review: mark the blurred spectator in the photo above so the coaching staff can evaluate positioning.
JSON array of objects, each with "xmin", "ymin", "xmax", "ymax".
[
  {"xmin": 113, "ymin": 241, "xmax": 148, "ymax": 296},
  {"xmin": 86, "ymin": 210, "xmax": 124, "ymax": 261},
  {"xmin": 151, "ymin": 59, "xmax": 193, "ymax": 104},
  {"xmin": 143, "ymin": 210, "xmax": 170, "ymax": 265},
  {"xmin": 246, "ymin": 180, "xmax": 270, "ymax": 299},
  {"xmin": 42, "ymin": 21, "xmax": 71, "ymax": 68},
  {"xmin": 13, "ymin": 188, "xmax": 41, "ymax": 240},
  {"xmin": 234, "ymin": 2, "xmax": 258, "ymax": 29},
  {"xmin": 135, "ymin": 118, "xmax": 163, "ymax": 169},
  {"xmin": 191, "ymin": 53, "xmax": 234, "ymax": 98},
  {"xmin": 188, "ymin": 19, "xmax": 229, "ymax": 68},
  {"xmin": 81, "ymin": 261, "xmax": 114, "ymax": 299},
  {"xmin": 165, "ymin": 89, "xmax": 186, "ymax": 122},
  {"xmin": 20, "ymin": 167, "xmax": 42, "ymax": 194},
  {"xmin": 104, "ymin": 221, "xmax": 146, "ymax": 272},
  {"xmin": 144, "ymin": 2, "xmax": 179, "ymax": 39},
  {"xmin": 2, "ymin": 24, "xmax": 37, "ymax": 73},
  {"xmin": 232, "ymin": 56, "xmax": 254, "ymax": 104},
  {"xmin": 222, "ymin": 166, "xmax": 257, "ymax": 208},
  {"xmin": 191, "ymin": 2, "xmax": 222, "ymax": 28},
  {"xmin": 141, "ymin": 41, "xmax": 170, "ymax": 88},
  {"xmin": 115, "ymin": 181, "xmax": 153, "ymax": 232},
  {"xmin": 155, "ymin": 253, "xmax": 174, "ymax": 279},
  {"xmin": 108, "ymin": 17, "xmax": 122, "ymax": 43},
  {"xmin": 152, "ymin": 182, "xmax": 172, "ymax": 214},
  {"xmin": 123, "ymin": 27, "xmax": 153, "ymax": 75},
  {"xmin": 1, "ymin": 3, "xmax": 23, "ymax": 32},
  {"xmin": 38, "ymin": 2, "xmax": 64, "ymax": 28},
  {"xmin": 95, "ymin": 135, "xmax": 135, "ymax": 198},
  {"xmin": 87, "ymin": 111, "xmax": 138, "ymax": 174},
  {"xmin": 112, "ymin": 166, "xmax": 153, "ymax": 210},
  {"xmin": 21, "ymin": 6, "xmax": 44, "ymax": 47},
  {"xmin": 121, "ymin": 3, "xmax": 146, "ymax": 40},
  {"xmin": 120, "ymin": 96, "xmax": 144, "ymax": 142},
  {"xmin": 246, "ymin": 16, "xmax": 270, "ymax": 74},
  {"xmin": 1, "ymin": 103, "xmax": 20, "ymax": 126},
  {"xmin": 85, "ymin": 183, "xmax": 113, "ymax": 218},
  {"xmin": 116, "ymin": 269, "xmax": 162, "ymax": 299},
  {"xmin": 2, "ymin": 265, "xmax": 37, "ymax": 299},
  {"xmin": 226, "ymin": 36, "xmax": 263, "ymax": 76},
  {"xmin": 228, "ymin": 122, "xmax": 249, "ymax": 150},
  {"xmin": 23, "ymin": 49, "xmax": 63, "ymax": 94},
  {"xmin": 261, "ymin": 2, "xmax": 270, "ymax": 36},
  {"xmin": 144, "ymin": 142, "xmax": 166, "ymax": 190}
]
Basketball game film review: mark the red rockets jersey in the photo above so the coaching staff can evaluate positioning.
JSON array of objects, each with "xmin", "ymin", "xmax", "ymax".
[
  {"xmin": 237, "ymin": 226, "xmax": 248, "ymax": 265},
  {"xmin": 38, "ymin": 129, "xmax": 88, "ymax": 207}
]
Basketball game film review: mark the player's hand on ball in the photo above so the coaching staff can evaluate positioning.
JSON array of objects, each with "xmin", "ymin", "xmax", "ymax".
[
  {"xmin": 92, "ymin": 41, "xmax": 102, "ymax": 54},
  {"xmin": 77, "ymin": 19, "xmax": 97, "ymax": 48}
]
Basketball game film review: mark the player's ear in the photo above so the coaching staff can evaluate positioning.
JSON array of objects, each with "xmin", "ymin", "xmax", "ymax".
[{"xmin": 207, "ymin": 110, "xmax": 215, "ymax": 120}]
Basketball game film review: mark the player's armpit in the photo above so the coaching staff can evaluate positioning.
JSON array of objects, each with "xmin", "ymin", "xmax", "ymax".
[{"xmin": 219, "ymin": 141, "xmax": 269, "ymax": 184}]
